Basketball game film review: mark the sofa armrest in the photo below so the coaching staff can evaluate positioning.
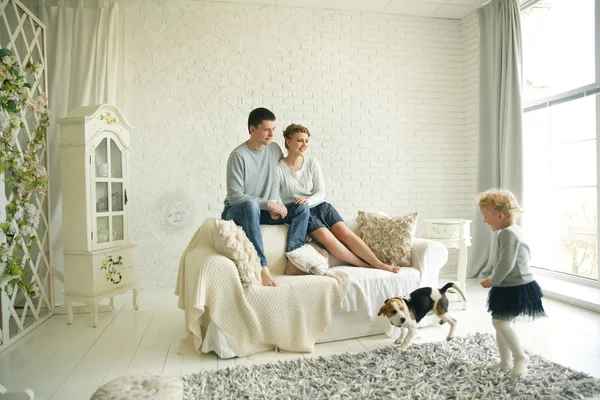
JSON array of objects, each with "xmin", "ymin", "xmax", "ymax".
[
  {"xmin": 180, "ymin": 246, "xmax": 244, "ymax": 316},
  {"xmin": 185, "ymin": 246, "xmax": 243, "ymax": 292},
  {"xmin": 180, "ymin": 246, "xmax": 247, "ymax": 352},
  {"xmin": 411, "ymin": 238, "xmax": 449, "ymax": 287}
]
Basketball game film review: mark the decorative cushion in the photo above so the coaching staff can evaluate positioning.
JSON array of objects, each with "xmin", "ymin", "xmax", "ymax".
[
  {"xmin": 308, "ymin": 240, "xmax": 330, "ymax": 265},
  {"xmin": 285, "ymin": 243, "xmax": 329, "ymax": 275},
  {"xmin": 373, "ymin": 210, "xmax": 419, "ymax": 237},
  {"xmin": 213, "ymin": 219, "xmax": 261, "ymax": 287},
  {"xmin": 355, "ymin": 211, "xmax": 418, "ymax": 268},
  {"xmin": 90, "ymin": 374, "xmax": 183, "ymax": 400}
]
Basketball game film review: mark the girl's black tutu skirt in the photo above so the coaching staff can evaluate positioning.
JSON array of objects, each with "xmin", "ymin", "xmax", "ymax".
[{"xmin": 487, "ymin": 280, "xmax": 547, "ymax": 322}]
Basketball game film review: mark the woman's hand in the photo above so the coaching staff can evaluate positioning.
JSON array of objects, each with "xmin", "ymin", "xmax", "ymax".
[
  {"xmin": 294, "ymin": 197, "xmax": 309, "ymax": 205},
  {"xmin": 480, "ymin": 278, "xmax": 492, "ymax": 288}
]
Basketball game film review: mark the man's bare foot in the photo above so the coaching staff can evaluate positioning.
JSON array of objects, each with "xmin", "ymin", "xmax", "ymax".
[
  {"xmin": 377, "ymin": 263, "xmax": 400, "ymax": 273},
  {"xmin": 261, "ymin": 267, "xmax": 277, "ymax": 287},
  {"xmin": 284, "ymin": 260, "xmax": 308, "ymax": 276}
]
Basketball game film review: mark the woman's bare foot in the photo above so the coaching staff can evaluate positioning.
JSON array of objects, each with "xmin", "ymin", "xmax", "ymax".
[
  {"xmin": 261, "ymin": 267, "xmax": 278, "ymax": 286},
  {"xmin": 376, "ymin": 263, "xmax": 400, "ymax": 273},
  {"xmin": 284, "ymin": 260, "xmax": 308, "ymax": 276}
]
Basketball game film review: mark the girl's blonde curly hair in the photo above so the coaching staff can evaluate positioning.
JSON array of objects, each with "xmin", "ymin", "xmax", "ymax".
[
  {"xmin": 283, "ymin": 124, "xmax": 310, "ymax": 150},
  {"xmin": 477, "ymin": 188, "xmax": 523, "ymax": 225}
]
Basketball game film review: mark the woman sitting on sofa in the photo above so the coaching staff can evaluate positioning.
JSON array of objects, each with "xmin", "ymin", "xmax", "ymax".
[{"xmin": 270, "ymin": 123, "xmax": 400, "ymax": 275}]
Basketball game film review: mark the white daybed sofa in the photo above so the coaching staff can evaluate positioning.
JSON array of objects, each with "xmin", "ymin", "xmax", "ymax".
[{"xmin": 176, "ymin": 218, "xmax": 448, "ymax": 359}]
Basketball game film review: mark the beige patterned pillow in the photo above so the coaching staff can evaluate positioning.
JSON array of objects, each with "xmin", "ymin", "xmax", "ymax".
[
  {"xmin": 213, "ymin": 219, "xmax": 261, "ymax": 287},
  {"xmin": 91, "ymin": 374, "xmax": 183, "ymax": 400},
  {"xmin": 356, "ymin": 211, "xmax": 418, "ymax": 268}
]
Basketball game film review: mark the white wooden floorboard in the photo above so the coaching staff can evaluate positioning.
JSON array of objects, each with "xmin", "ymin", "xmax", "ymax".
[
  {"xmin": 356, "ymin": 333, "xmax": 390, "ymax": 351},
  {"xmin": 0, "ymin": 279, "xmax": 598, "ymax": 399},
  {"xmin": 310, "ymin": 338, "xmax": 366, "ymax": 359},
  {"xmin": 180, "ymin": 353, "xmax": 218, "ymax": 376},
  {"xmin": 98, "ymin": 309, "xmax": 155, "ymax": 386},
  {"xmin": 7, "ymin": 310, "xmax": 116, "ymax": 399},
  {"xmin": 337, "ymin": 338, "xmax": 369, "ymax": 354},
  {"xmin": 125, "ymin": 309, "xmax": 173, "ymax": 376},
  {"xmin": 50, "ymin": 308, "xmax": 155, "ymax": 400},
  {"xmin": 0, "ymin": 313, "xmax": 85, "ymax": 385},
  {"xmin": 160, "ymin": 312, "xmax": 186, "ymax": 376}
]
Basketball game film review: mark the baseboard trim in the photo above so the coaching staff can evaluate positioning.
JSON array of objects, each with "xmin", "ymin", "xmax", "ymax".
[
  {"xmin": 535, "ymin": 275, "xmax": 600, "ymax": 313},
  {"xmin": 541, "ymin": 289, "xmax": 600, "ymax": 313}
]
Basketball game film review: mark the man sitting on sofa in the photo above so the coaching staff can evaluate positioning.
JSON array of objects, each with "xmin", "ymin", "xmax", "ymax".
[{"xmin": 221, "ymin": 107, "xmax": 310, "ymax": 287}]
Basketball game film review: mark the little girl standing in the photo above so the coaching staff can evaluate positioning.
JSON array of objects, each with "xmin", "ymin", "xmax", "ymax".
[{"xmin": 478, "ymin": 189, "xmax": 546, "ymax": 379}]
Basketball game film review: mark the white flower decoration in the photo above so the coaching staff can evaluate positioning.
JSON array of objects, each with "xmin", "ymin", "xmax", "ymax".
[{"xmin": 1, "ymin": 47, "xmax": 49, "ymax": 298}]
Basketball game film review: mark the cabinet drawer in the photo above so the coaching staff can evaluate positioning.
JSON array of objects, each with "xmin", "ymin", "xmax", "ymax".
[
  {"xmin": 94, "ymin": 245, "xmax": 137, "ymax": 293},
  {"xmin": 420, "ymin": 219, "xmax": 471, "ymax": 240},
  {"xmin": 430, "ymin": 223, "xmax": 461, "ymax": 239},
  {"xmin": 63, "ymin": 245, "xmax": 138, "ymax": 297},
  {"xmin": 96, "ymin": 265, "xmax": 137, "ymax": 294},
  {"xmin": 94, "ymin": 246, "xmax": 136, "ymax": 270}
]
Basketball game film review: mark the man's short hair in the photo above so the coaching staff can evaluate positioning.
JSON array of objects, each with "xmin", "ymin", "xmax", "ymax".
[{"xmin": 248, "ymin": 108, "xmax": 276, "ymax": 133}]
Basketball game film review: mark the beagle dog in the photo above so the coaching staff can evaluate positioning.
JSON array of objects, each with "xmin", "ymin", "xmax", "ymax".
[{"xmin": 377, "ymin": 282, "xmax": 467, "ymax": 351}]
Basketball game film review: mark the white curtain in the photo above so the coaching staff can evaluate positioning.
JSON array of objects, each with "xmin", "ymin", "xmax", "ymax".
[
  {"xmin": 469, "ymin": 0, "xmax": 525, "ymax": 278},
  {"xmin": 40, "ymin": 0, "xmax": 124, "ymax": 304}
]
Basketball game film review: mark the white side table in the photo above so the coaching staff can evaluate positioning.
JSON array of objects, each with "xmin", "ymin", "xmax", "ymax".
[{"xmin": 419, "ymin": 218, "xmax": 472, "ymax": 309}]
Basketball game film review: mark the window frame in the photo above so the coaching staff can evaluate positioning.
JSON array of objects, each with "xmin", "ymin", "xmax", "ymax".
[{"xmin": 520, "ymin": 0, "xmax": 600, "ymax": 286}]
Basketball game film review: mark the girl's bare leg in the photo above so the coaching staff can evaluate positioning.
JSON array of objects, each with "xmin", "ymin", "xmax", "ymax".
[
  {"xmin": 330, "ymin": 222, "xmax": 400, "ymax": 273},
  {"xmin": 310, "ymin": 228, "xmax": 371, "ymax": 268}
]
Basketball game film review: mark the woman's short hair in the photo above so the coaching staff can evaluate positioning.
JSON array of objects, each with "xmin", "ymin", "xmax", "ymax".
[
  {"xmin": 477, "ymin": 188, "xmax": 523, "ymax": 225},
  {"xmin": 283, "ymin": 124, "xmax": 310, "ymax": 149}
]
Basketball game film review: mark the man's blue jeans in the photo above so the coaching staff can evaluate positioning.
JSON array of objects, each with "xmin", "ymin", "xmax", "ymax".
[{"xmin": 221, "ymin": 200, "xmax": 309, "ymax": 267}]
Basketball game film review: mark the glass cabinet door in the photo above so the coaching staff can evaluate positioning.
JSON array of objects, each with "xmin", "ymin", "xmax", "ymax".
[
  {"xmin": 95, "ymin": 138, "xmax": 109, "ymax": 178},
  {"xmin": 110, "ymin": 139, "xmax": 123, "ymax": 179},
  {"xmin": 96, "ymin": 182, "xmax": 109, "ymax": 213},
  {"xmin": 94, "ymin": 134, "xmax": 126, "ymax": 247},
  {"xmin": 112, "ymin": 215, "xmax": 124, "ymax": 241}
]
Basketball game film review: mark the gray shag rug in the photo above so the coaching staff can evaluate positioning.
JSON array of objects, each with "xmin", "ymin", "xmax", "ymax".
[{"xmin": 182, "ymin": 333, "xmax": 600, "ymax": 399}]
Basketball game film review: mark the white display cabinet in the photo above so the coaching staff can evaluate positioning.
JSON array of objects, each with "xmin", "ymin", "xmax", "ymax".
[{"xmin": 58, "ymin": 104, "xmax": 139, "ymax": 327}]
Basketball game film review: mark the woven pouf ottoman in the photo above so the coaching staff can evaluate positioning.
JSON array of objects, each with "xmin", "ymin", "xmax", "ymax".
[{"xmin": 90, "ymin": 374, "xmax": 183, "ymax": 400}]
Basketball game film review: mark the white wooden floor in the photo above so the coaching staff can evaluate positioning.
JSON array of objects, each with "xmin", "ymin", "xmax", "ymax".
[{"xmin": 0, "ymin": 279, "xmax": 599, "ymax": 400}]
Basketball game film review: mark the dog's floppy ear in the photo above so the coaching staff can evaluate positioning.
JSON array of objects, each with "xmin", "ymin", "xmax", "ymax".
[
  {"xmin": 391, "ymin": 296, "xmax": 404, "ymax": 310},
  {"xmin": 377, "ymin": 304, "xmax": 387, "ymax": 316}
]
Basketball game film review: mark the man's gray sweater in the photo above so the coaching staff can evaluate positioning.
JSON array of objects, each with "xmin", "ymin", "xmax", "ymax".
[{"xmin": 224, "ymin": 141, "xmax": 283, "ymax": 210}]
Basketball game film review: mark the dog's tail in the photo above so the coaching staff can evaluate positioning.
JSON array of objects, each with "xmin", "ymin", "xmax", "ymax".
[{"xmin": 440, "ymin": 282, "xmax": 467, "ymax": 303}]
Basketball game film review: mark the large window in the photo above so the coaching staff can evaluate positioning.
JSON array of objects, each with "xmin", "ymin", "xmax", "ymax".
[{"xmin": 521, "ymin": 0, "xmax": 599, "ymax": 281}]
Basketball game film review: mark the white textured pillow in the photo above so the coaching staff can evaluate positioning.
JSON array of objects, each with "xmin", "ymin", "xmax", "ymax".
[
  {"xmin": 213, "ymin": 219, "xmax": 261, "ymax": 287},
  {"xmin": 285, "ymin": 244, "xmax": 329, "ymax": 276},
  {"xmin": 356, "ymin": 211, "xmax": 418, "ymax": 268},
  {"xmin": 306, "ymin": 239, "xmax": 331, "ymax": 265}
]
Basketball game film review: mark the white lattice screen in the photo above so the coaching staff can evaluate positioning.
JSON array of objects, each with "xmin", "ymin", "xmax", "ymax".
[{"xmin": 0, "ymin": 0, "xmax": 52, "ymax": 351}]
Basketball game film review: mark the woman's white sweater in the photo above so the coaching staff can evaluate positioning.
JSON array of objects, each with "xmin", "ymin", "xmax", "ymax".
[{"xmin": 269, "ymin": 156, "xmax": 326, "ymax": 208}]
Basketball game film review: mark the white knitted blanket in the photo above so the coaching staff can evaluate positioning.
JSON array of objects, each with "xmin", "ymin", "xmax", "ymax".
[{"xmin": 175, "ymin": 219, "xmax": 351, "ymax": 357}]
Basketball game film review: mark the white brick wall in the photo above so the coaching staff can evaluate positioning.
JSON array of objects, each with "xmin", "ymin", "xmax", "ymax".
[
  {"xmin": 434, "ymin": 10, "xmax": 479, "ymax": 280},
  {"xmin": 123, "ymin": 0, "xmax": 479, "ymax": 289},
  {"xmin": 444, "ymin": 11, "xmax": 479, "ymax": 279}
]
